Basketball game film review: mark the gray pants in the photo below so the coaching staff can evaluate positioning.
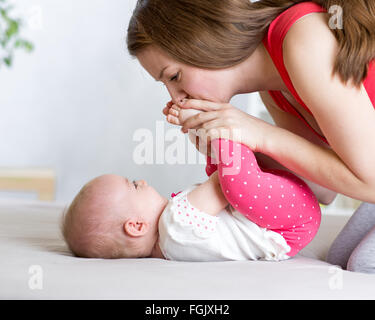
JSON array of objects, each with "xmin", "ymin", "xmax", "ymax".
[{"xmin": 326, "ymin": 202, "xmax": 375, "ymax": 274}]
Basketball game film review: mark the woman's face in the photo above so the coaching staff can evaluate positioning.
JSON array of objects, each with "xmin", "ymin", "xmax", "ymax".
[{"xmin": 137, "ymin": 45, "xmax": 236, "ymax": 104}]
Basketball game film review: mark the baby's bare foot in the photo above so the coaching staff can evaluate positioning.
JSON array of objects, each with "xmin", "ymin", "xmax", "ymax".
[
  {"xmin": 167, "ymin": 104, "xmax": 202, "ymax": 126},
  {"xmin": 167, "ymin": 105, "xmax": 216, "ymax": 158}
]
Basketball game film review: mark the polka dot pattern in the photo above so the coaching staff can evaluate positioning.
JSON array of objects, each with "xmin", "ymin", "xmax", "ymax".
[
  {"xmin": 171, "ymin": 193, "xmax": 219, "ymax": 239},
  {"xmin": 208, "ymin": 138, "xmax": 321, "ymax": 257}
]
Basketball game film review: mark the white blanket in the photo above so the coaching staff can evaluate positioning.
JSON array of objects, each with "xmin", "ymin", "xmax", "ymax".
[{"xmin": 1, "ymin": 199, "xmax": 374, "ymax": 299}]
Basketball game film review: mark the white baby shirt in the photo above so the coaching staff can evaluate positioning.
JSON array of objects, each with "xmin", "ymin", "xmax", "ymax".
[{"xmin": 158, "ymin": 185, "xmax": 291, "ymax": 262}]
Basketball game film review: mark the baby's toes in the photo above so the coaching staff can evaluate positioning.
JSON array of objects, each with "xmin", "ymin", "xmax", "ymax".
[
  {"xmin": 168, "ymin": 106, "xmax": 180, "ymax": 117},
  {"xmin": 171, "ymin": 104, "xmax": 182, "ymax": 114},
  {"xmin": 167, "ymin": 114, "xmax": 181, "ymax": 125}
]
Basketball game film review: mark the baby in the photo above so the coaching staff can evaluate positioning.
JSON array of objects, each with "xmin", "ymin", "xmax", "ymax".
[{"xmin": 61, "ymin": 107, "xmax": 321, "ymax": 261}]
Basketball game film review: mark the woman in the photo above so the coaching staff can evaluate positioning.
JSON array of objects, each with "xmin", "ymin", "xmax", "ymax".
[{"xmin": 127, "ymin": 0, "xmax": 375, "ymax": 272}]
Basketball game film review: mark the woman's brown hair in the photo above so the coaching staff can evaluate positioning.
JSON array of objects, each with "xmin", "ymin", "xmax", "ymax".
[{"xmin": 127, "ymin": 0, "xmax": 375, "ymax": 88}]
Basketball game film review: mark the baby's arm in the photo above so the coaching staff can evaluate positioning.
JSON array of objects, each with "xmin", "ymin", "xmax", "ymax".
[{"xmin": 187, "ymin": 171, "xmax": 229, "ymax": 216}]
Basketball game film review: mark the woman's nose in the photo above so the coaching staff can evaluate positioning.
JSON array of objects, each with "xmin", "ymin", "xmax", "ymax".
[
  {"xmin": 168, "ymin": 89, "xmax": 188, "ymax": 103},
  {"xmin": 137, "ymin": 179, "xmax": 148, "ymax": 186},
  {"xmin": 174, "ymin": 97, "xmax": 188, "ymax": 104}
]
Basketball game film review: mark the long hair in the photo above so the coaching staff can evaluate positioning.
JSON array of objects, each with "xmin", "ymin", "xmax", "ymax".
[{"xmin": 127, "ymin": 0, "xmax": 375, "ymax": 88}]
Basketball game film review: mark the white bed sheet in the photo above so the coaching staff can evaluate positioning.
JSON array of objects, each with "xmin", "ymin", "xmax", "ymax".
[{"xmin": 0, "ymin": 199, "xmax": 374, "ymax": 300}]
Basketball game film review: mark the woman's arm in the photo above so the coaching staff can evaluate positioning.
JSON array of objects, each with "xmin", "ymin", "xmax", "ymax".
[
  {"xmin": 258, "ymin": 91, "xmax": 339, "ymax": 206},
  {"xmin": 259, "ymin": 11, "xmax": 375, "ymax": 203},
  {"xmin": 187, "ymin": 171, "xmax": 228, "ymax": 216},
  {"xmin": 254, "ymin": 151, "xmax": 337, "ymax": 205},
  {"xmin": 260, "ymin": 125, "xmax": 375, "ymax": 203},
  {"xmin": 179, "ymin": 99, "xmax": 375, "ymax": 203}
]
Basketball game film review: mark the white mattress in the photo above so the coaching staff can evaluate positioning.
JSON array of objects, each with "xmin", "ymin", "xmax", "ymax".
[{"xmin": 1, "ymin": 199, "xmax": 374, "ymax": 300}]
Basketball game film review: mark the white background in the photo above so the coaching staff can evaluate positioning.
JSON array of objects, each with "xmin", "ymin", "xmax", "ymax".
[
  {"xmin": 0, "ymin": 0, "xmax": 354, "ymax": 211},
  {"xmin": 0, "ymin": 0, "xmax": 266, "ymax": 202}
]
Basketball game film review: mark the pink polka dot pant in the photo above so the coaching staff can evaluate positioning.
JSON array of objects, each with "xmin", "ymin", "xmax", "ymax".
[{"xmin": 207, "ymin": 138, "xmax": 321, "ymax": 257}]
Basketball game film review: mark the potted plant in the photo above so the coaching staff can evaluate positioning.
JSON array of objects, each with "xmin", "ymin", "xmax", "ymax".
[{"xmin": 0, "ymin": 0, "xmax": 33, "ymax": 68}]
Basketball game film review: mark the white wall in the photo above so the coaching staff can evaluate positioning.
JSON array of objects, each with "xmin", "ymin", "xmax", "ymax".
[
  {"xmin": 0, "ymin": 0, "xmax": 357, "ymax": 212},
  {"xmin": 0, "ymin": 0, "xmax": 257, "ymax": 202}
]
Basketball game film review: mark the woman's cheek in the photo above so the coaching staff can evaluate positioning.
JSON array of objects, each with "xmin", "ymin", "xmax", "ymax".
[{"xmin": 185, "ymin": 81, "xmax": 220, "ymax": 101}]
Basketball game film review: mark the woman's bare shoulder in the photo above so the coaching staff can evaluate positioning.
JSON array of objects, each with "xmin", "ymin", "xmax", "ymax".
[{"xmin": 282, "ymin": 11, "xmax": 332, "ymax": 53}]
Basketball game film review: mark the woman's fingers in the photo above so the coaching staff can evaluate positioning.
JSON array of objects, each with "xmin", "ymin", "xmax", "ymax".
[
  {"xmin": 178, "ymin": 99, "xmax": 228, "ymax": 112},
  {"xmin": 198, "ymin": 118, "xmax": 226, "ymax": 131},
  {"xmin": 197, "ymin": 127, "xmax": 227, "ymax": 147},
  {"xmin": 181, "ymin": 111, "xmax": 219, "ymax": 133}
]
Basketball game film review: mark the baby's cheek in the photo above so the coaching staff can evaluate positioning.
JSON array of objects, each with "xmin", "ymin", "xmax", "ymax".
[{"xmin": 143, "ymin": 187, "xmax": 165, "ymax": 215}]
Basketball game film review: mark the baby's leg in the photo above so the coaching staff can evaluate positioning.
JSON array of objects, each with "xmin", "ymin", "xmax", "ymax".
[
  {"xmin": 210, "ymin": 138, "xmax": 321, "ymax": 256},
  {"xmin": 205, "ymin": 155, "xmax": 218, "ymax": 177},
  {"xmin": 326, "ymin": 202, "xmax": 375, "ymax": 270}
]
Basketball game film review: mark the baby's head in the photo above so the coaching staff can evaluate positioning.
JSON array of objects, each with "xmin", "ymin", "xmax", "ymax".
[{"xmin": 61, "ymin": 174, "xmax": 167, "ymax": 259}]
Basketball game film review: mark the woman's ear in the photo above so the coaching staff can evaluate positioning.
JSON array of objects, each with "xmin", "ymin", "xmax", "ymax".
[{"xmin": 123, "ymin": 219, "xmax": 149, "ymax": 237}]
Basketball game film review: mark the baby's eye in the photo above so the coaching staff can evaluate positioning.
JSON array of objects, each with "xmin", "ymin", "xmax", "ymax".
[{"xmin": 133, "ymin": 181, "xmax": 137, "ymax": 189}]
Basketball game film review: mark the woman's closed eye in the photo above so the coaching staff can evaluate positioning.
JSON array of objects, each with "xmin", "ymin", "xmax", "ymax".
[
  {"xmin": 169, "ymin": 72, "xmax": 179, "ymax": 82},
  {"xmin": 162, "ymin": 73, "xmax": 179, "ymax": 86}
]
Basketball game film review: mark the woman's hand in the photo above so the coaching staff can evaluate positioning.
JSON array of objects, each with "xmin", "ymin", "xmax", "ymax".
[{"xmin": 177, "ymin": 99, "xmax": 274, "ymax": 153}]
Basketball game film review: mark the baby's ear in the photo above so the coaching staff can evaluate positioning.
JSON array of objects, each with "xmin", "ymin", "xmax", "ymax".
[{"xmin": 123, "ymin": 219, "xmax": 149, "ymax": 237}]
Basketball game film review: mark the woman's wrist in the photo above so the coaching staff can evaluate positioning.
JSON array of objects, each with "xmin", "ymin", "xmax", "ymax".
[
  {"xmin": 259, "ymin": 124, "xmax": 316, "ymax": 177},
  {"xmin": 259, "ymin": 123, "xmax": 280, "ymax": 154},
  {"xmin": 243, "ymin": 119, "xmax": 277, "ymax": 154}
]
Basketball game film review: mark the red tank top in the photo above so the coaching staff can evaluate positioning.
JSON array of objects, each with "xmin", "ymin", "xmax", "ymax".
[{"xmin": 262, "ymin": 1, "xmax": 375, "ymax": 146}]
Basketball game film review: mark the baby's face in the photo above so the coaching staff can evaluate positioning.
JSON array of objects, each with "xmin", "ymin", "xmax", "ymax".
[
  {"xmin": 97, "ymin": 174, "xmax": 164, "ymax": 222},
  {"xmin": 85, "ymin": 174, "xmax": 166, "ymax": 256}
]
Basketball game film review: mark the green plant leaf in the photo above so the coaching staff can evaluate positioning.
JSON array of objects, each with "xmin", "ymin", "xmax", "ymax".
[
  {"xmin": 5, "ymin": 20, "xmax": 18, "ymax": 38},
  {"xmin": 0, "ymin": 0, "xmax": 33, "ymax": 69},
  {"xmin": 15, "ymin": 38, "xmax": 33, "ymax": 52},
  {"xmin": 3, "ymin": 55, "xmax": 12, "ymax": 66}
]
